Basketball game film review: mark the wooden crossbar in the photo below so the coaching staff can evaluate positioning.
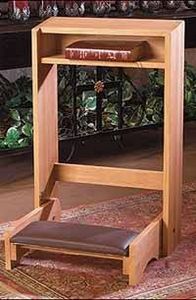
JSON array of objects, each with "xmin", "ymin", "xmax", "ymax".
[
  {"xmin": 53, "ymin": 163, "xmax": 163, "ymax": 190},
  {"xmin": 17, "ymin": 244, "xmax": 123, "ymax": 261}
]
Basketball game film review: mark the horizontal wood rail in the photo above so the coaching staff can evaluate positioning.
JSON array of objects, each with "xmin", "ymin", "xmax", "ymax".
[
  {"xmin": 54, "ymin": 163, "xmax": 163, "ymax": 190},
  {"xmin": 18, "ymin": 244, "xmax": 123, "ymax": 261}
]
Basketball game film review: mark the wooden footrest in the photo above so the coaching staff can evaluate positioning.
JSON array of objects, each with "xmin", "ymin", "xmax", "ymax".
[{"xmin": 11, "ymin": 221, "xmax": 138, "ymax": 257}]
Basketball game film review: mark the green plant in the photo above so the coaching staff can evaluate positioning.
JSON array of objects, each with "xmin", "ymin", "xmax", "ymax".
[
  {"xmin": 142, "ymin": 69, "xmax": 164, "ymax": 125},
  {"xmin": 141, "ymin": 64, "xmax": 196, "ymax": 125},
  {"xmin": 184, "ymin": 63, "xmax": 196, "ymax": 120},
  {"xmin": 0, "ymin": 63, "xmax": 195, "ymax": 151},
  {"xmin": 0, "ymin": 74, "xmax": 32, "ymax": 149}
]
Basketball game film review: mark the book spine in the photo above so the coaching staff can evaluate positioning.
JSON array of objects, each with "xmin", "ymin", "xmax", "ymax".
[{"xmin": 65, "ymin": 48, "xmax": 137, "ymax": 62}]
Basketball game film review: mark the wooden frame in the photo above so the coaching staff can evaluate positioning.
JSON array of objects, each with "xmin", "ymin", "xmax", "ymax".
[
  {"xmin": 3, "ymin": 17, "xmax": 184, "ymax": 286},
  {"xmin": 32, "ymin": 17, "xmax": 184, "ymax": 255}
]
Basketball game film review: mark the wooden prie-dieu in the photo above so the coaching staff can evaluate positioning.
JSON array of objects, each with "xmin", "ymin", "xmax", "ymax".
[{"xmin": 4, "ymin": 17, "xmax": 184, "ymax": 285}]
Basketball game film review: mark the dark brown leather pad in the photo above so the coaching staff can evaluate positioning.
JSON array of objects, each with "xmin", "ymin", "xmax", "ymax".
[{"xmin": 11, "ymin": 221, "xmax": 138, "ymax": 256}]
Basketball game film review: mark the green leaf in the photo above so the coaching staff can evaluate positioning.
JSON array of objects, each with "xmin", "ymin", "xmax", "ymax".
[
  {"xmin": 7, "ymin": 95, "xmax": 22, "ymax": 108},
  {"xmin": 23, "ymin": 109, "xmax": 33, "ymax": 123},
  {"xmin": 0, "ymin": 139, "xmax": 6, "ymax": 149},
  {"xmin": 104, "ymin": 103, "xmax": 117, "ymax": 114},
  {"xmin": 6, "ymin": 127, "xmax": 20, "ymax": 140},
  {"xmin": 146, "ymin": 108, "xmax": 154, "ymax": 115},
  {"xmin": 10, "ymin": 109, "xmax": 20, "ymax": 121},
  {"xmin": 123, "ymin": 81, "xmax": 133, "ymax": 101},
  {"xmin": 152, "ymin": 114, "xmax": 161, "ymax": 123},
  {"xmin": 187, "ymin": 91, "xmax": 193, "ymax": 103},
  {"xmin": 4, "ymin": 127, "xmax": 20, "ymax": 148},
  {"xmin": 87, "ymin": 123, "xmax": 96, "ymax": 130},
  {"xmin": 18, "ymin": 138, "xmax": 30, "ymax": 147},
  {"xmin": 110, "ymin": 113, "xmax": 118, "ymax": 126},
  {"xmin": 22, "ymin": 123, "xmax": 33, "ymax": 137},
  {"xmin": 84, "ymin": 96, "xmax": 96, "ymax": 111},
  {"xmin": 25, "ymin": 94, "xmax": 32, "ymax": 103},
  {"xmin": 156, "ymin": 74, "xmax": 164, "ymax": 86},
  {"xmin": 59, "ymin": 77, "xmax": 66, "ymax": 91}
]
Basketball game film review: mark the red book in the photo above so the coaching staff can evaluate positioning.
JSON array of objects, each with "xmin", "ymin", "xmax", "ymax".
[{"xmin": 65, "ymin": 40, "xmax": 149, "ymax": 62}]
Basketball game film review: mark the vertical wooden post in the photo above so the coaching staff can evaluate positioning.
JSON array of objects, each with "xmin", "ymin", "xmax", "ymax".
[
  {"xmin": 32, "ymin": 28, "xmax": 59, "ymax": 208},
  {"xmin": 163, "ymin": 23, "xmax": 185, "ymax": 255}
]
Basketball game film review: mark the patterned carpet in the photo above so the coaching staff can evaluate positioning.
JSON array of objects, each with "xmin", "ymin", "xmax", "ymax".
[{"xmin": 0, "ymin": 183, "xmax": 196, "ymax": 299}]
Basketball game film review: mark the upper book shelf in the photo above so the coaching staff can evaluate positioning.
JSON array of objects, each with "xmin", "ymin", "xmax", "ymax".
[{"xmin": 33, "ymin": 17, "xmax": 184, "ymax": 70}]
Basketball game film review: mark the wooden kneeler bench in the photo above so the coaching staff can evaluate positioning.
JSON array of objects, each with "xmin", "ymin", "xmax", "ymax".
[
  {"xmin": 4, "ymin": 199, "xmax": 162, "ymax": 285},
  {"xmin": 4, "ymin": 18, "xmax": 184, "ymax": 287}
]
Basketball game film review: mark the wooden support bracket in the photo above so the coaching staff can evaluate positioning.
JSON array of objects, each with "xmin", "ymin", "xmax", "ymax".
[
  {"xmin": 123, "ymin": 213, "xmax": 162, "ymax": 285},
  {"xmin": 4, "ymin": 198, "xmax": 61, "ymax": 270}
]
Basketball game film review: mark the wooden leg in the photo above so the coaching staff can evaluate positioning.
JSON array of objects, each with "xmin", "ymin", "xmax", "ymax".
[
  {"xmin": 4, "ymin": 239, "xmax": 26, "ymax": 270},
  {"xmin": 122, "ymin": 257, "xmax": 130, "ymax": 275},
  {"xmin": 10, "ymin": 244, "xmax": 17, "ymax": 261},
  {"xmin": 125, "ymin": 214, "xmax": 162, "ymax": 286},
  {"xmin": 128, "ymin": 244, "xmax": 159, "ymax": 286},
  {"xmin": 4, "ymin": 232, "xmax": 12, "ymax": 270}
]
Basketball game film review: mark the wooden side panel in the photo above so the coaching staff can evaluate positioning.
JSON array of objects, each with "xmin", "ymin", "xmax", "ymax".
[
  {"xmin": 5, "ymin": 199, "xmax": 61, "ymax": 239},
  {"xmin": 163, "ymin": 23, "xmax": 184, "ymax": 255},
  {"xmin": 4, "ymin": 199, "xmax": 61, "ymax": 270},
  {"xmin": 32, "ymin": 29, "xmax": 59, "ymax": 207},
  {"xmin": 125, "ymin": 214, "xmax": 162, "ymax": 285},
  {"xmin": 54, "ymin": 163, "xmax": 163, "ymax": 190},
  {"xmin": 4, "ymin": 206, "xmax": 43, "ymax": 270}
]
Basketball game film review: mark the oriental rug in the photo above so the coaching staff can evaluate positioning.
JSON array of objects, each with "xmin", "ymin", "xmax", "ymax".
[{"xmin": 0, "ymin": 183, "xmax": 196, "ymax": 299}]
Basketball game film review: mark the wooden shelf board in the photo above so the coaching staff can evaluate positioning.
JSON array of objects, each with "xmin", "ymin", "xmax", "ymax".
[
  {"xmin": 41, "ymin": 54, "xmax": 165, "ymax": 69},
  {"xmin": 39, "ymin": 17, "xmax": 182, "ymax": 36}
]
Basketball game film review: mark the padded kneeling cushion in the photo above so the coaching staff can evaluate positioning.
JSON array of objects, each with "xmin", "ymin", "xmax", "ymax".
[{"xmin": 11, "ymin": 221, "xmax": 138, "ymax": 256}]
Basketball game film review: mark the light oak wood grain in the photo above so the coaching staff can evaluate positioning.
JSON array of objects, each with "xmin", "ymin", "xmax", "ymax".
[
  {"xmin": 39, "ymin": 17, "xmax": 182, "ymax": 36},
  {"xmin": 163, "ymin": 22, "xmax": 184, "ymax": 255},
  {"xmin": 54, "ymin": 163, "xmax": 164, "ymax": 190},
  {"xmin": 41, "ymin": 55, "xmax": 165, "ymax": 69},
  {"xmin": 18, "ymin": 245, "xmax": 123, "ymax": 261},
  {"xmin": 5, "ymin": 213, "xmax": 162, "ymax": 286},
  {"xmin": 26, "ymin": 17, "xmax": 185, "ymax": 284},
  {"xmin": 123, "ymin": 213, "xmax": 162, "ymax": 285},
  {"xmin": 4, "ymin": 199, "xmax": 61, "ymax": 270},
  {"xmin": 32, "ymin": 28, "xmax": 59, "ymax": 208}
]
